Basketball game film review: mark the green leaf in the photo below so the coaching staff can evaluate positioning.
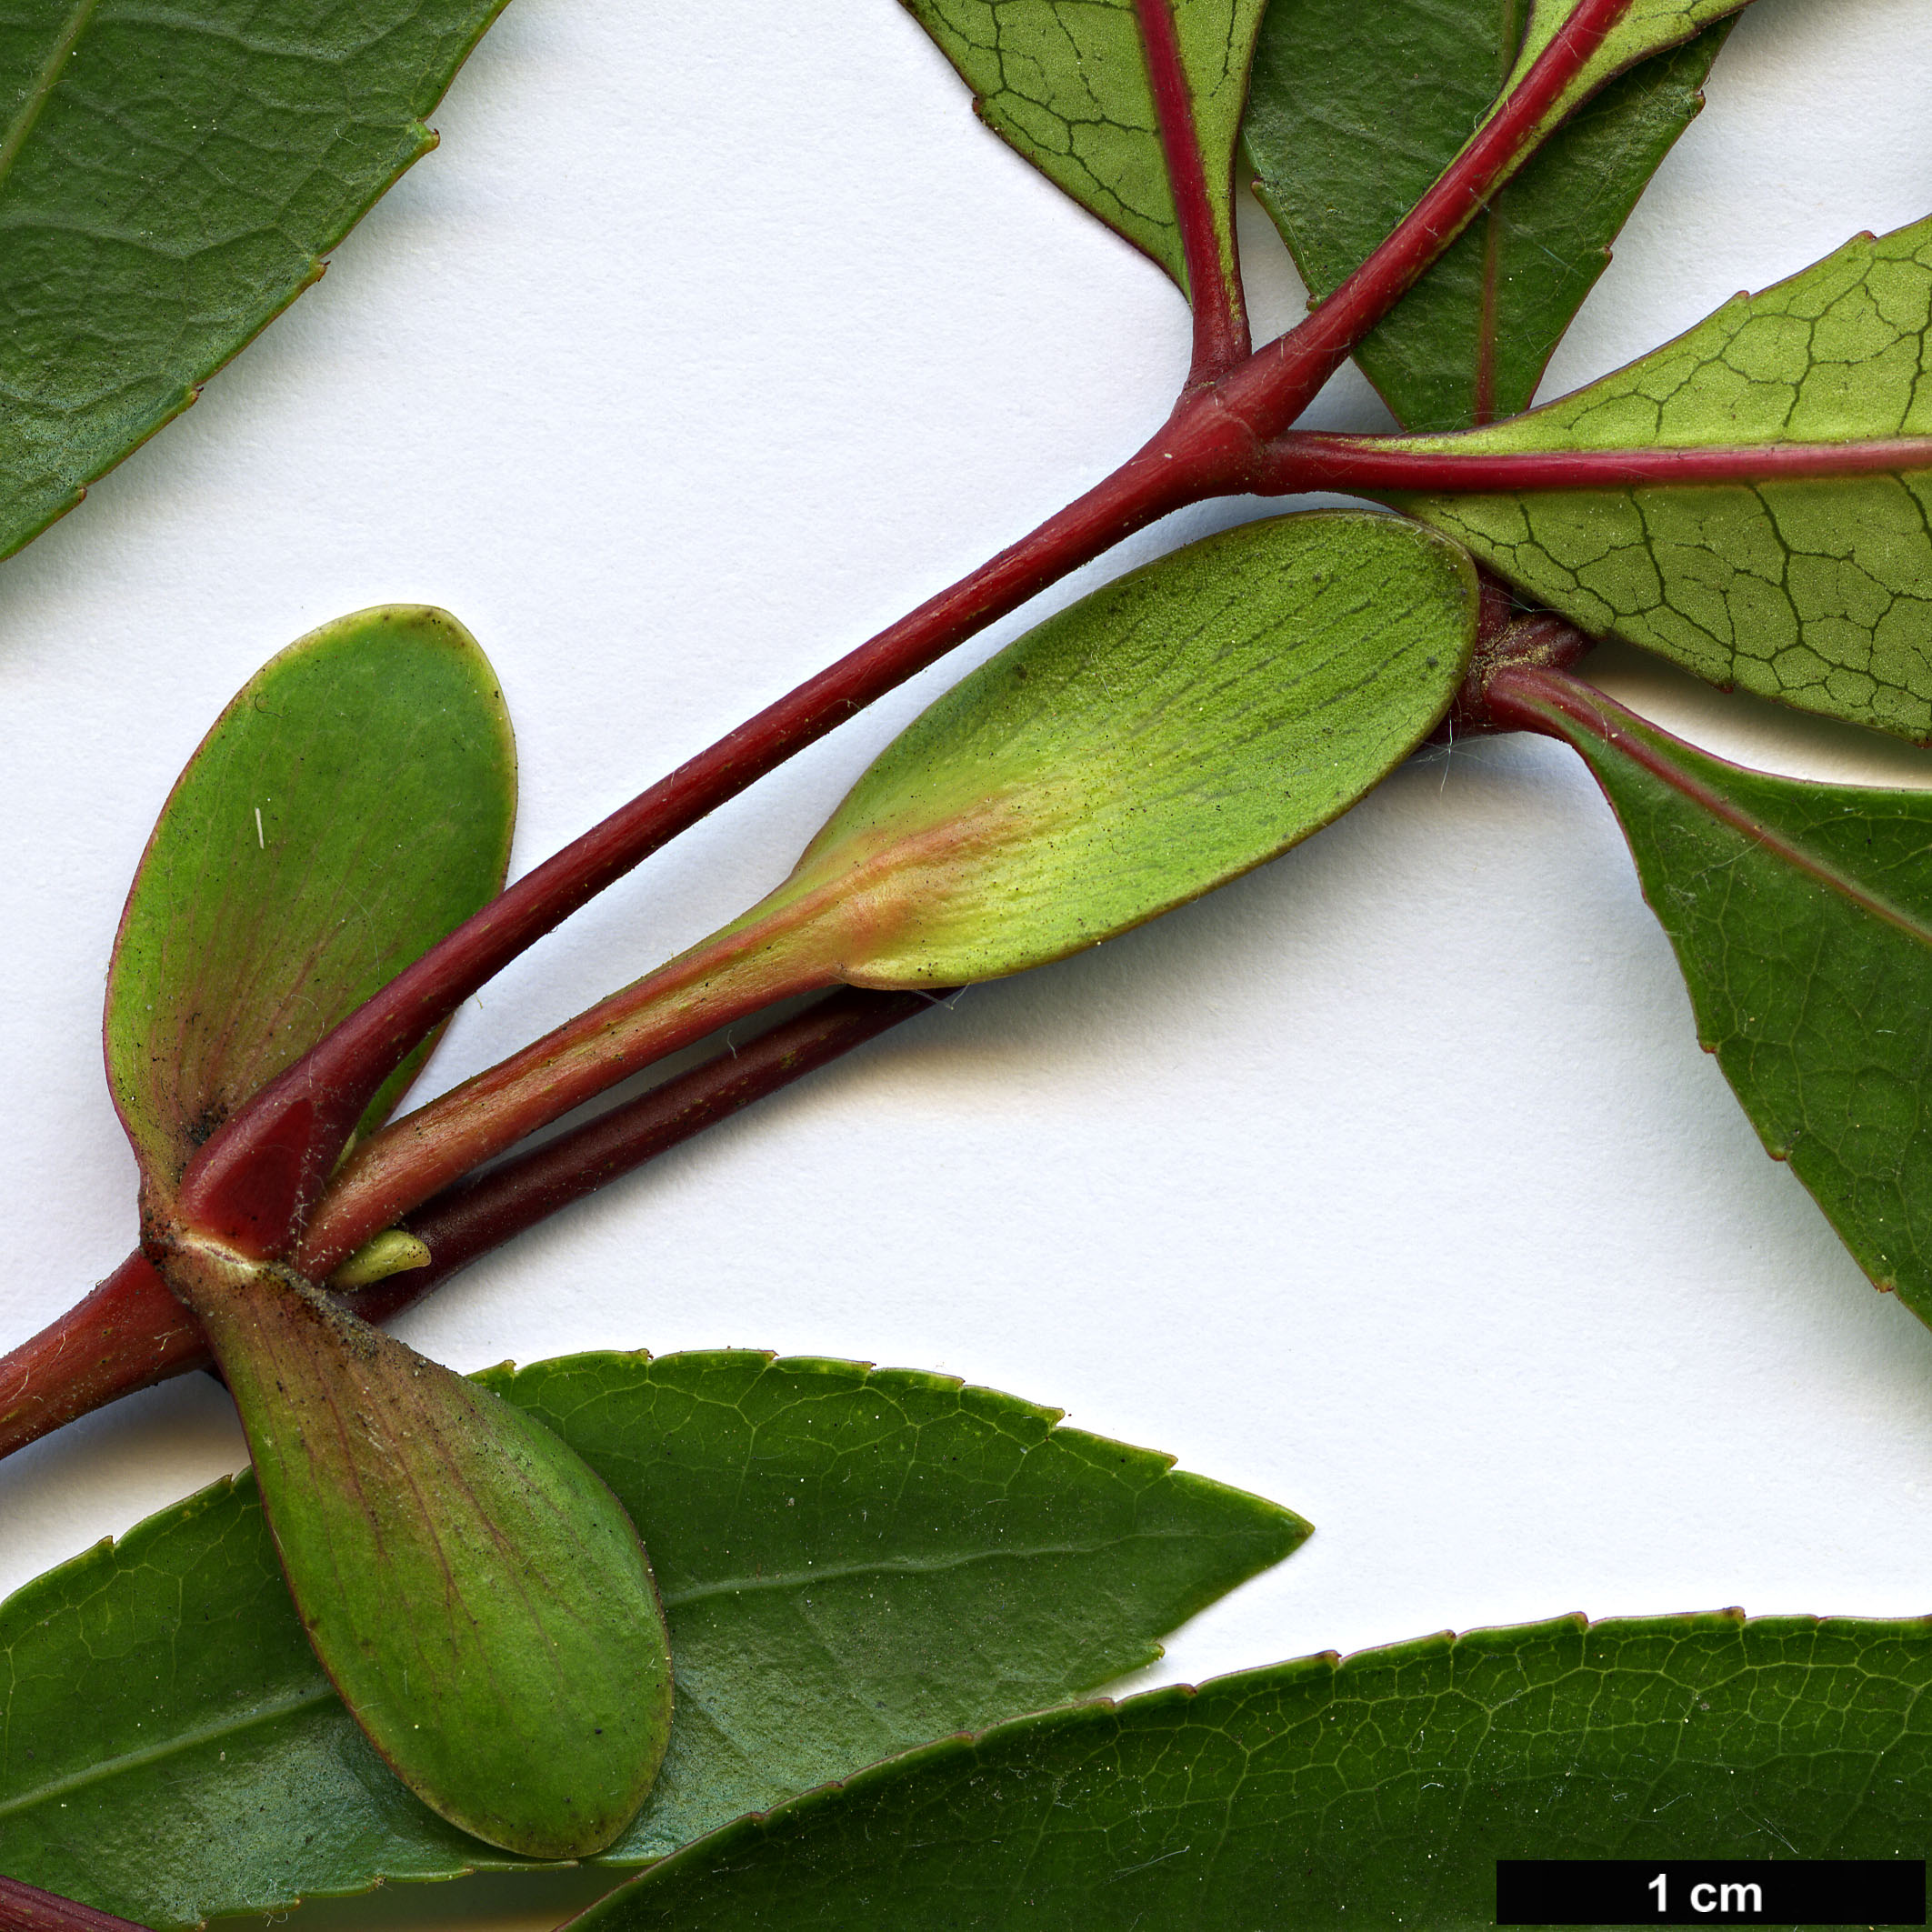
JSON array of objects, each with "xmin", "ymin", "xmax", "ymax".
[
  {"xmin": 1500, "ymin": 0, "xmax": 1753, "ymax": 143},
  {"xmin": 762, "ymin": 510, "xmax": 1477, "ymax": 988},
  {"xmin": 898, "ymin": 0, "xmax": 1266, "ymax": 309},
  {"xmin": 571, "ymin": 1610, "xmax": 1932, "ymax": 1931},
  {"xmin": 164, "ymin": 1247, "xmax": 674, "ymax": 1862},
  {"xmin": 0, "ymin": 0, "xmax": 509, "ymax": 567},
  {"xmin": 1383, "ymin": 214, "xmax": 1932, "ymax": 738},
  {"xmin": 1245, "ymin": 3, "xmax": 1733, "ymax": 432},
  {"xmin": 105, "ymin": 606, "xmax": 516, "ymax": 1196},
  {"xmin": 0, "ymin": 1350, "xmax": 1306, "ymax": 1927},
  {"xmin": 1496, "ymin": 669, "xmax": 1932, "ymax": 1328},
  {"xmin": 293, "ymin": 515, "xmax": 1479, "ymax": 1227}
]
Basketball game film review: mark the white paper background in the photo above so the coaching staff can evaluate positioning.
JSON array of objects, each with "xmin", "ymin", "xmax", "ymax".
[{"xmin": 1, "ymin": 2, "xmax": 1929, "ymax": 1924}]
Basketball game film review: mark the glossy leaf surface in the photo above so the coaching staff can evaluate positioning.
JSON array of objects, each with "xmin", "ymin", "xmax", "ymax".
[
  {"xmin": 580, "ymin": 1610, "xmax": 1932, "ymax": 1931},
  {"xmin": 765, "ymin": 511, "xmax": 1477, "ymax": 987},
  {"xmin": 0, "ymin": 0, "xmax": 508, "ymax": 568},
  {"xmin": 0, "ymin": 1351, "xmax": 1306, "ymax": 1927},
  {"xmin": 1246, "ymin": 2, "xmax": 1730, "ymax": 432},
  {"xmin": 1387, "ymin": 215, "xmax": 1932, "ymax": 737},
  {"xmin": 1497, "ymin": 667, "xmax": 1932, "ymax": 1326},
  {"xmin": 899, "ymin": 0, "xmax": 1266, "ymax": 308},
  {"xmin": 172, "ymin": 1249, "xmax": 672, "ymax": 1860},
  {"xmin": 105, "ymin": 606, "xmax": 516, "ymax": 1196}
]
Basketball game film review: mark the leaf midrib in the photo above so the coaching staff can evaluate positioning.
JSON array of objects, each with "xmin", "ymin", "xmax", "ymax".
[
  {"xmin": 0, "ymin": 1678, "xmax": 329, "ymax": 1822},
  {"xmin": 657, "ymin": 1526, "xmax": 1252, "ymax": 1606},
  {"xmin": 0, "ymin": 0, "xmax": 103, "ymax": 200},
  {"xmin": 0, "ymin": 1528, "xmax": 1241, "ymax": 1821},
  {"xmin": 1612, "ymin": 723, "xmax": 1932, "ymax": 950}
]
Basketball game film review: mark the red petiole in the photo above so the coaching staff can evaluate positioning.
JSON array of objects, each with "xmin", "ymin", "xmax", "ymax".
[
  {"xmin": 1135, "ymin": 0, "xmax": 1251, "ymax": 386},
  {"xmin": 0, "ymin": 991, "xmax": 930, "ymax": 1458}
]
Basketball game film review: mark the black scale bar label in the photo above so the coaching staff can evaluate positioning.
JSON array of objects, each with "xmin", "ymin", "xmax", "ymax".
[{"xmin": 1497, "ymin": 1859, "xmax": 1927, "ymax": 1926}]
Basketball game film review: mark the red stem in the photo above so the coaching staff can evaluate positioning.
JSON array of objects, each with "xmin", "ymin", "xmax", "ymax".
[
  {"xmin": 168, "ymin": 433, "xmax": 1219, "ymax": 1260},
  {"xmin": 15, "ymin": 0, "xmax": 1638, "ymax": 1459},
  {"xmin": 0, "ymin": 992, "xmax": 931, "ymax": 1461},
  {"xmin": 1205, "ymin": 0, "xmax": 1637, "ymax": 445},
  {"xmin": 1262, "ymin": 432, "xmax": 1932, "ymax": 495},
  {"xmin": 167, "ymin": 0, "xmax": 1635, "ymax": 1270},
  {"xmin": 365, "ymin": 987, "xmax": 937, "ymax": 1318},
  {"xmin": 1135, "ymin": 0, "xmax": 1249, "ymax": 385},
  {"xmin": 291, "ymin": 889, "xmax": 846, "ymax": 1277},
  {"xmin": 0, "ymin": 1251, "xmax": 199, "ymax": 1462},
  {"xmin": 0, "ymin": 1878, "xmax": 148, "ymax": 1932}
]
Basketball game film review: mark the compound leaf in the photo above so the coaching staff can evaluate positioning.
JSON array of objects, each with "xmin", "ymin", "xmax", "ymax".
[
  {"xmin": 0, "ymin": 1351, "xmax": 1306, "ymax": 1927},
  {"xmin": 105, "ymin": 606, "xmax": 516, "ymax": 1196},
  {"xmin": 899, "ymin": 0, "xmax": 1266, "ymax": 311},
  {"xmin": 0, "ymin": 0, "xmax": 509, "ymax": 567},
  {"xmin": 576, "ymin": 1610, "xmax": 1932, "ymax": 1931},
  {"xmin": 1245, "ymin": 1, "xmax": 1733, "ymax": 432},
  {"xmin": 1384, "ymin": 214, "xmax": 1932, "ymax": 738}
]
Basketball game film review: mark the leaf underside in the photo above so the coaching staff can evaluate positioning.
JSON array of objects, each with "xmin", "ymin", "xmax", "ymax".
[
  {"xmin": 178, "ymin": 1259, "xmax": 673, "ymax": 1861},
  {"xmin": 1386, "ymin": 214, "xmax": 1932, "ymax": 738},
  {"xmin": 897, "ymin": 0, "xmax": 1266, "ymax": 308},
  {"xmin": 0, "ymin": 1351, "xmax": 1306, "ymax": 1927},
  {"xmin": 0, "ymin": 0, "xmax": 510, "ymax": 573},
  {"xmin": 1244, "ymin": 0, "xmax": 1732, "ymax": 434},
  {"xmin": 765, "ymin": 511, "xmax": 1477, "ymax": 988},
  {"xmin": 577, "ymin": 1610, "xmax": 1932, "ymax": 1932},
  {"xmin": 1504, "ymin": 0, "xmax": 1753, "ymax": 139},
  {"xmin": 1522, "ymin": 680, "xmax": 1932, "ymax": 1326},
  {"xmin": 104, "ymin": 606, "xmax": 516, "ymax": 1196}
]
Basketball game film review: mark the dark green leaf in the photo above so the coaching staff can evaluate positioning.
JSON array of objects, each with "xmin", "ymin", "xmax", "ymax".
[
  {"xmin": 898, "ymin": 0, "xmax": 1266, "ymax": 311},
  {"xmin": 0, "ymin": 0, "xmax": 509, "ymax": 567},
  {"xmin": 578, "ymin": 1610, "xmax": 1932, "ymax": 1931},
  {"xmin": 1246, "ymin": 1, "xmax": 1732, "ymax": 432},
  {"xmin": 1383, "ymin": 214, "xmax": 1932, "ymax": 738},
  {"xmin": 0, "ymin": 1351, "xmax": 1306, "ymax": 1927},
  {"xmin": 761, "ymin": 511, "xmax": 1477, "ymax": 988},
  {"xmin": 165, "ymin": 1247, "xmax": 673, "ymax": 1862},
  {"xmin": 1497, "ymin": 668, "xmax": 1932, "ymax": 1328},
  {"xmin": 105, "ymin": 606, "xmax": 516, "ymax": 1196}
]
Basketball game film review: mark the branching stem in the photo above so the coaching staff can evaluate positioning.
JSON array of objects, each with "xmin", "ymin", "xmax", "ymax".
[
  {"xmin": 0, "ymin": 992, "xmax": 931, "ymax": 1458},
  {"xmin": 171, "ymin": 0, "xmax": 1637, "ymax": 1266},
  {"xmin": 6, "ymin": 0, "xmax": 1649, "ymax": 1457}
]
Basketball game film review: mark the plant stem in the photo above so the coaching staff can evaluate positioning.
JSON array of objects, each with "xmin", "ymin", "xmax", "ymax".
[
  {"xmin": 166, "ymin": 0, "xmax": 1636, "ymax": 1268},
  {"xmin": 168, "ymin": 432, "xmax": 1216, "ymax": 1262},
  {"xmin": 0, "ymin": 1877, "xmax": 147, "ymax": 1932},
  {"xmin": 1134, "ymin": 0, "xmax": 1249, "ymax": 385},
  {"xmin": 0, "ymin": 992, "xmax": 931, "ymax": 1460},
  {"xmin": 290, "ymin": 885, "xmax": 855, "ymax": 1277},
  {"xmin": 1200, "ymin": 0, "xmax": 1639, "ymax": 445},
  {"xmin": 357, "ymin": 986, "xmax": 937, "ymax": 1322},
  {"xmin": 0, "ymin": 1250, "xmax": 196, "ymax": 1461},
  {"xmin": 10, "ymin": 0, "xmax": 1641, "ymax": 1472}
]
